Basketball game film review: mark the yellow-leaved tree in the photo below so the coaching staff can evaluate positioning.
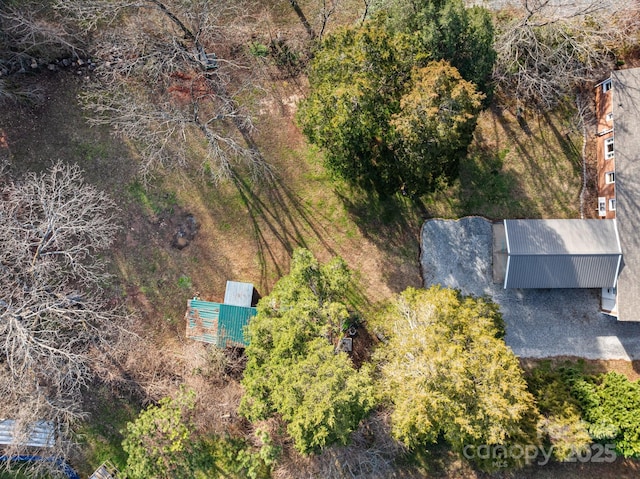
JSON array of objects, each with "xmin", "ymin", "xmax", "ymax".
[{"xmin": 374, "ymin": 286, "xmax": 539, "ymax": 470}]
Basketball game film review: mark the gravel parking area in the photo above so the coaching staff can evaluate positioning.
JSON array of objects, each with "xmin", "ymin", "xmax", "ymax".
[{"xmin": 420, "ymin": 217, "xmax": 640, "ymax": 360}]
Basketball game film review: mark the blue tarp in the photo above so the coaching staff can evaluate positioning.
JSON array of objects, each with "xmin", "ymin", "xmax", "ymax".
[{"xmin": 0, "ymin": 455, "xmax": 80, "ymax": 479}]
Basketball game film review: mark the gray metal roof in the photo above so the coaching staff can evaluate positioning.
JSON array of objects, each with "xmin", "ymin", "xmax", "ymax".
[
  {"xmin": 504, "ymin": 219, "xmax": 621, "ymax": 255},
  {"xmin": 0, "ymin": 420, "xmax": 55, "ymax": 448},
  {"xmin": 612, "ymin": 68, "xmax": 640, "ymax": 321},
  {"xmin": 223, "ymin": 281, "xmax": 254, "ymax": 307},
  {"xmin": 504, "ymin": 219, "xmax": 621, "ymax": 289}
]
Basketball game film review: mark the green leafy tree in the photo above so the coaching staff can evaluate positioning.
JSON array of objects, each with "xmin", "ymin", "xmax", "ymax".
[
  {"xmin": 123, "ymin": 390, "xmax": 197, "ymax": 479},
  {"xmin": 374, "ymin": 286, "xmax": 538, "ymax": 469},
  {"xmin": 123, "ymin": 390, "xmax": 272, "ymax": 479},
  {"xmin": 240, "ymin": 249, "xmax": 375, "ymax": 454},
  {"xmin": 572, "ymin": 372, "xmax": 640, "ymax": 458},
  {"xmin": 297, "ymin": 19, "xmax": 405, "ymax": 193},
  {"xmin": 526, "ymin": 363, "xmax": 591, "ymax": 461},
  {"xmin": 391, "ymin": 60, "xmax": 483, "ymax": 192},
  {"xmin": 383, "ymin": 0, "xmax": 496, "ymax": 94},
  {"xmin": 297, "ymin": 7, "xmax": 489, "ymax": 195}
]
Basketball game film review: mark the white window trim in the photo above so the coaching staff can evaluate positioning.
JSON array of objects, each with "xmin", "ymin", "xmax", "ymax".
[
  {"xmin": 605, "ymin": 137, "xmax": 615, "ymax": 159},
  {"xmin": 605, "ymin": 171, "xmax": 615, "ymax": 184},
  {"xmin": 606, "ymin": 112, "xmax": 613, "ymax": 121},
  {"xmin": 603, "ymin": 79, "xmax": 612, "ymax": 93},
  {"xmin": 598, "ymin": 197, "xmax": 606, "ymax": 216},
  {"xmin": 609, "ymin": 198, "xmax": 616, "ymax": 211}
]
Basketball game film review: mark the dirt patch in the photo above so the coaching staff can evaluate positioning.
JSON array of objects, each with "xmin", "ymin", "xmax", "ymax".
[
  {"xmin": 126, "ymin": 285, "xmax": 154, "ymax": 316},
  {"xmin": 349, "ymin": 325, "xmax": 374, "ymax": 369},
  {"xmin": 0, "ymin": 73, "xmax": 136, "ymax": 191}
]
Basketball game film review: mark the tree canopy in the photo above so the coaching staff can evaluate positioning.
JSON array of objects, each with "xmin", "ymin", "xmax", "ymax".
[
  {"xmin": 123, "ymin": 390, "xmax": 197, "ymax": 479},
  {"xmin": 391, "ymin": 61, "xmax": 484, "ymax": 192},
  {"xmin": 381, "ymin": 0, "xmax": 496, "ymax": 94},
  {"xmin": 374, "ymin": 286, "xmax": 538, "ymax": 469},
  {"xmin": 296, "ymin": 19, "xmax": 402, "ymax": 193},
  {"xmin": 240, "ymin": 249, "xmax": 375, "ymax": 454},
  {"xmin": 297, "ymin": 1, "xmax": 491, "ymax": 195},
  {"xmin": 123, "ymin": 389, "xmax": 274, "ymax": 479},
  {"xmin": 572, "ymin": 372, "xmax": 640, "ymax": 458}
]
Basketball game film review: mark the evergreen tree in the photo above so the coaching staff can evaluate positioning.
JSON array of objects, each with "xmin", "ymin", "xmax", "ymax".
[
  {"xmin": 297, "ymin": 0, "xmax": 494, "ymax": 195},
  {"xmin": 391, "ymin": 60, "xmax": 483, "ymax": 193},
  {"xmin": 240, "ymin": 249, "xmax": 375, "ymax": 454}
]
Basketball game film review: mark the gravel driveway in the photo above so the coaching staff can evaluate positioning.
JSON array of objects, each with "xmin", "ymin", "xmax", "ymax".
[{"xmin": 420, "ymin": 217, "xmax": 640, "ymax": 360}]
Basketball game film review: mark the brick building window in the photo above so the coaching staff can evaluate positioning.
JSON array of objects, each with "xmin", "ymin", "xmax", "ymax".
[
  {"xmin": 606, "ymin": 171, "xmax": 615, "ymax": 184},
  {"xmin": 605, "ymin": 137, "xmax": 615, "ymax": 159}
]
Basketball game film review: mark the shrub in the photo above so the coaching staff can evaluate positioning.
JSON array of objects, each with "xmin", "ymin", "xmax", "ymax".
[
  {"xmin": 527, "ymin": 362, "xmax": 591, "ymax": 460},
  {"xmin": 572, "ymin": 372, "xmax": 640, "ymax": 458}
]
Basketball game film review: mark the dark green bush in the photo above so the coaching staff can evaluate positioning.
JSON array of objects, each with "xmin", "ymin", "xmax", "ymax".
[
  {"xmin": 572, "ymin": 372, "xmax": 640, "ymax": 457},
  {"xmin": 527, "ymin": 362, "xmax": 591, "ymax": 460}
]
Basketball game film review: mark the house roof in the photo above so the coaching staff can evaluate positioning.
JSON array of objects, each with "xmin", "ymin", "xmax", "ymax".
[
  {"xmin": 504, "ymin": 219, "xmax": 621, "ymax": 289},
  {"xmin": 612, "ymin": 68, "xmax": 640, "ymax": 320}
]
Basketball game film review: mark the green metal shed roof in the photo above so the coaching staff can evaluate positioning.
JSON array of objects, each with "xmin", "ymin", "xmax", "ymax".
[{"xmin": 185, "ymin": 299, "xmax": 256, "ymax": 347}]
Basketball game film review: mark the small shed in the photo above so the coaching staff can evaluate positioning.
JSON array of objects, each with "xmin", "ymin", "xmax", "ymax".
[
  {"xmin": 185, "ymin": 281, "xmax": 257, "ymax": 348},
  {"xmin": 0, "ymin": 420, "xmax": 55, "ymax": 448},
  {"xmin": 223, "ymin": 281, "xmax": 254, "ymax": 307},
  {"xmin": 503, "ymin": 219, "xmax": 622, "ymax": 289}
]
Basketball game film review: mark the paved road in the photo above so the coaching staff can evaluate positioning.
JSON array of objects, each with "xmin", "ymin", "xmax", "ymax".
[{"xmin": 420, "ymin": 217, "xmax": 640, "ymax": 360}]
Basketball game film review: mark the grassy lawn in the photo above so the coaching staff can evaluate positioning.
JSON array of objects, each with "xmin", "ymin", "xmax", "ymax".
[
  {"xmin": 424, "ymin": 103, "xmax": 583, "ymax": 220},
  {"xmin": 74, "ymin": 385, "xmax": 140, "ymax": 477}
]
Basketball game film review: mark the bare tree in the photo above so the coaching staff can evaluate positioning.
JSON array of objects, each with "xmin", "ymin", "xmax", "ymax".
[
  {"xmin": 0, "ymin": 162, "xmax": 129, "ymax": 476},
  {"xmin": 55, "ymin": 0, "xmax": 269, "ymax": 181},
  {"xmin": 317, "ymin": 0, "xmax": 340, "ymax": 40},
  {"xmin": 283, "ymin": 0, "xmax": 344, "ymax": 41},
  {"xmin": 0, "ymin": 1, "xmax": 81, "ymax": 103},
  {"xmin": 493, "ymin": 0, "xmax": 640, "ymax": 109}
]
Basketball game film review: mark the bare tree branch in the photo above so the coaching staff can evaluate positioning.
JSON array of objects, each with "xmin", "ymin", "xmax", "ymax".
[
  {"xmin": 0, "ymin": 2, "xmax": 82, "ymax": 104},
  {"xmin": 493, "ymin": 0, "xmax": 640, "ymax": 109},
  {"xmin": 0, "ymin": 162, "xmax": 130, "ymax": 475},
  {"xmin": 56, "ymin": 0, "xmax": 269, "ymax": 181},
  {"xmin": 318, "ymin": 0, "xmax": 339, "ymax": 40}
]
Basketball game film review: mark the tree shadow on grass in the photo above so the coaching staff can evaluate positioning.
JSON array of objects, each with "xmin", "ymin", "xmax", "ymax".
[
  {"xmin": 459, "ymin": 144, "xmax": 533, "ymax": 220},
  {"xmin": 335, "ymin": 187, "xmax": 425, "ymax": 293},
  {"xmin": 490, "ymin": 105, "xmax": 582, "ymax": 218},
  {"xmin": 229, "ymin": 168, "xmax": 339, "ymax": 290}
]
